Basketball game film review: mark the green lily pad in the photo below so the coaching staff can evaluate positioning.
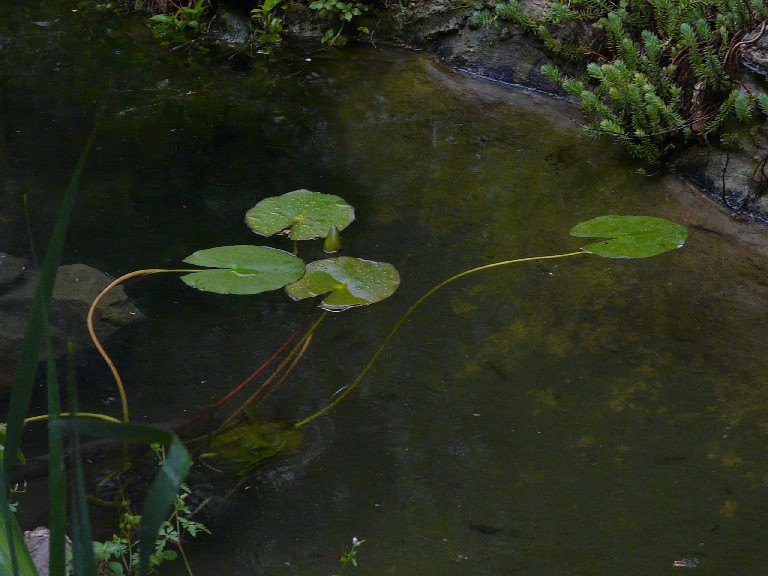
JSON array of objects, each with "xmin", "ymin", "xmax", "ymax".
[
  {"xmin": 570, "ymin": 215, "xmax": 688, "ymax": 258},
  {"xmin": 181, "ymin": 245, "xmax": 305, "ymax": 295},
  {"xmin": 286, "ymin": 257, "xmax": 400, "ymax": 312},
  {"xmin": 245, "ymin": 189, "xmax": 355, "ymax": 241},
  {"xmin": 208, "ymin": 419, "xmax": 303, "ymax": 470}
]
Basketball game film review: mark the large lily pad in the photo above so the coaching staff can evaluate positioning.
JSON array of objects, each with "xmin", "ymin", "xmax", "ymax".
[
  {"xmin": 181, "ymin": 245, "xmax": 305, "ymax": 295},
  {"xmin": 245, "ymin": 189, "xmax": 355, "ymax": 241},
  {"xmin": 570, "ymin": 215, "xmax": 687, "ymax": 258},
  {"xmin": 286, "ymin": 257, "xmax": 400, "ymax": 312}
]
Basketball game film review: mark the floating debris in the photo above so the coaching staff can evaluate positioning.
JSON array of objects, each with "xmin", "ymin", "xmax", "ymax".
[{"xmin": 673, "ymin": 557, "xmax": 700, "ymax": 568}]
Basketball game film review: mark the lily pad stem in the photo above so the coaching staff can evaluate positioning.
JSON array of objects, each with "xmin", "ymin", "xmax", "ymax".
[
  {"xmin": 294, "ymin": 251, "xmax": 587, "ymax": 428},
  {"xmin": 212, "ymin": 310, "xmax": 325, "ymax": 410},
  {"xmin": 215, "ymin": 312, "xmax": 326, "ymax": 435},
  {"xmin": 24, "ymin": 412, "xmax": 123, "ymax": 425},
  {"xmin": 87, "ymin": 268, "xmax": 199, "ymax": 422}
]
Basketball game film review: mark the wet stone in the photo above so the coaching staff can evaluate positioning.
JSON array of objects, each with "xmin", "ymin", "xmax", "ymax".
[{"xmin": 0, "ymin": 262, "xmax": 145, "ymax": 392}]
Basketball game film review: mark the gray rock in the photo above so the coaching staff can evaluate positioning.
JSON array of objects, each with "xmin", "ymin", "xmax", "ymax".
[
  {"xmin": 24, "ymin": 526, "xmax": 72, "ymax": 576},
  {"xmin": 0, "ymin": 252, "xmax": 28, "ymax": 291},
  {"xmin": 741, "ymin": 25, "xmax": 768, "ymax": 80},
  {"xmin": 0, "ymin": 261, "xmax": 145, "ymax": 391}
]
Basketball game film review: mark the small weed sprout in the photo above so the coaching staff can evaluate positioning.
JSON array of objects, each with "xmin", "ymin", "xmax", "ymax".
[
  {"xmin": 333, "ymin": 537, "xmax": 365, "ymax": 575},
  {"xmin": 92, "ymin": 444, "xmax": 210, "ymax": 575}
]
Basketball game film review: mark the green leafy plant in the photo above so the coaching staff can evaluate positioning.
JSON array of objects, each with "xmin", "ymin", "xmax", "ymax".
[
  {"xmin": 250, "ymin": 0, "xmax": 286, "ymax": 49},
  {"xmin": 505, "ymin": 0, "xmax": 768, "ymax": 162},
  {"xmin": 148, "ymin": 0, "xmax": 208, "ymax": 47},
  {"xmin": 309, "ymin": 0, "xmax": 370, "ymax": 46},
  {"xmin": 472, "ymin": 10, "xmax": 499, "ymax": 27},
  {"xmin": 494, "ymin": 0, "xmax": 538, "ymax": 31}
]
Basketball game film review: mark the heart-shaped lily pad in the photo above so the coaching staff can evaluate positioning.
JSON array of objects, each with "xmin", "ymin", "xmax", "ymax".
[
  {"xmin": 245, "ymin": 189, "xmax": 355, "ymax": 241},
  {"xmin": 570, "ymin": 215, "xmax": 687, "ymax": 258},
  {"xmin": 286, "ymin": 257, "xmax": 400, "ymax": 311},
  {"xmin": 181, "ymin": 245, "xmax": 305, "ymax": 295}
]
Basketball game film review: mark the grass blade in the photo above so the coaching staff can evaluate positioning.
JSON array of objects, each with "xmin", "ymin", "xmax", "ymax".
[
  {"xmin": 45, "ymin": 342, "xmax": 67, "ymax": 576},
  {"xmin": 66, "ymin": 375, "xmax": 96, "ymax": 576}
]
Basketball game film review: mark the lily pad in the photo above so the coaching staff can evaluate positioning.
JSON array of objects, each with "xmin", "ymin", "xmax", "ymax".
[
  {"xmin": 286, "ymin": 257, "xmax": 400, "ymax": 312},
  {"xmin": 570, "ymin": 215, "xmax": 687, "ymax": 258},
  {"xmin": 245, "ymin": 189, "xmax": 355, "ymax": 241},
  {"xmin": 181, "ymin": 245, "xmax": 305, "ymax": 295},
  {"xmin": 208, "ymin": 420, "xmax": 303, "ymax": 470}
]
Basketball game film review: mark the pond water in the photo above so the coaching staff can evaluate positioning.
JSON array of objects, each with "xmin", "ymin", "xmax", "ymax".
[{"xmin": 5, "ymin": 2, "xmax": 768, "ymax": 575}]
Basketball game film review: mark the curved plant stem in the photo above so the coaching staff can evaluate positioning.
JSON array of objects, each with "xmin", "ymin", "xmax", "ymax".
[
  {"xmin": 216, "ymin": 334, "xmax": 314, "ymax": 433},
  {"xmin": 257, "ymin": 333, "xmax": 314, "ymax": 407},
  {"xmin": 24, "ymin": 412, "xmax": 123, "ymax": 425},
  {"xmin": 247, "ymin": 333, "xmax": 314, "ymax": 409},
  {"xmin": 294, "ymin": 251, "xmax": 587, "ymax": 428},
  {"xmin": 176, "ymin": 307, "xmax": 325, "ymax": 442},
  {"xmin": 87, "ymin": 268, "xmax": 199, "ymax": 422}
]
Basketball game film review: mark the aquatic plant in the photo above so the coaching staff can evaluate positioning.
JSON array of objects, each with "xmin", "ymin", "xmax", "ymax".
[
  {"xmin": 84, "ymin": 196, "xmax": 687, "ymax": 458},
  {"xmin": 333, "ymin": 537, "xmax": 364, "ymax": 575},
  {"xmin": 0, "ymin": 158, "xmax": 688, "ymax": 576},
  {"xmin": 83, "ymin": 189, "xmax": 400, "ymax": 474}
]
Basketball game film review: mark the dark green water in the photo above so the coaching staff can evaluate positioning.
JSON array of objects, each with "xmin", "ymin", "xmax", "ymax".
[{"xmin": 5, "ymin": 2, "xmax": 768, "ymax": 575}]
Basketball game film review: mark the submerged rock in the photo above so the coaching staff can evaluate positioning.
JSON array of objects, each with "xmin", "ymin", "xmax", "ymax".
[
  {"xmin": 0, "ymin": 258, "xmax": 145, "ymax": 392},
  {"xmin": 208, "ymin": 1, "xmax": 255, "ymax": 45}
]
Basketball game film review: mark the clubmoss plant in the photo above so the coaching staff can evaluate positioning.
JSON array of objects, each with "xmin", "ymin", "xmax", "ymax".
[{"xmin": 495, "ymin": 0, "xmax": 768, "ymax": 163}]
